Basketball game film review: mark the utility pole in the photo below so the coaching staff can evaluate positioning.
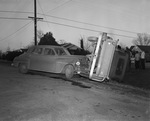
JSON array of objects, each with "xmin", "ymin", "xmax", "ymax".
[
  {"xmin": 28, "ymin": 0, "xmax": 43, "ymax": 45},
  {"xmin": 34, "ymin": 0, "xmax": 37, "ymax": 45}
]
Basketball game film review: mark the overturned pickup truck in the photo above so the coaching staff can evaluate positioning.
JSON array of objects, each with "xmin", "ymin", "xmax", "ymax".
[{"xmin": 76, "ymin": 33, "xmax": 118, "ymax": 82}]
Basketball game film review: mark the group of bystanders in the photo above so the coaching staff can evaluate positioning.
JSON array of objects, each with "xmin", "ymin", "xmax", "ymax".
[{"xmin": 134, "ymin": 51, "xmax": 145, "ymax": 70}]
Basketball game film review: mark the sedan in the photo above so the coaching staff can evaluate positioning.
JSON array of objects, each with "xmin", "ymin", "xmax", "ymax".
[{"xmin": 12, "ymin": 45, "xmax": 88, "ymax": 79}]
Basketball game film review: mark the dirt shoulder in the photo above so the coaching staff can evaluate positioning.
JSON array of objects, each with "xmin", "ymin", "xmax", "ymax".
[{"xmin": 122, "ymin": 65, "xmax": 150, "ymax": 90}]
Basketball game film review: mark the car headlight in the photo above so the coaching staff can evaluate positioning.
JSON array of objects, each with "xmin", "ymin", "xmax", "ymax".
[{"xmin": 76, "ymin": 61, "xmax": 80, "ymax": 66}]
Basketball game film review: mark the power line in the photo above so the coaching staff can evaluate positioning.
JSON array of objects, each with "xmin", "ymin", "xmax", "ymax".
[
  {"xmin": 0, "ymin": 21, "xmax": 32, "ymax": 42},
  {"xmin": 0, "ymin": 10, "xmax": 33, "ymax": 14},
  {"xmin": 46, "ymin": 0, "xmax": 73, "ymax": 13},
  {"xmin": 40, "ymin": 14, "xmax": 138, "ymax": 34},
  {"xmin": 37, "ymin": 0, "xmax": 50, "ymax": 29},
  {"xmin": 0, "ymin": 15, "xmax": 135, "ymax": 39},
  {"xmin": 0, "ymin": 17, "xmax": 31, "ymax": 20},
  {"xmin": 0, "ymin": 10, "xmax": 138, "ymax": 34},
  {"xmin": 42, "ymin": 20, "xmax": 136, "ymax": 39},
  {"xmin": 0, "ymin": 16, "xmax": 136, "ymax": 39}
]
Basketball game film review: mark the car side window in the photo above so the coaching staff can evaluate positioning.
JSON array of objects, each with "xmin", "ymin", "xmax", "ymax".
[
  {"xmin": 44, "ymin": 48, "xmax": 55, "ymax": 55},
  {"xmin": 54, "ymin": 48, "xmax": 67, "ymax": 56},
  {"xmin": 32, "ymin": 48, "xmax": 43, "ymax": 54}
]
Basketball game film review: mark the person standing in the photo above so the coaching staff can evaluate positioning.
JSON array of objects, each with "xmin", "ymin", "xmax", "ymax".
[
  {"xmin": 135, "ymin": 51, "xmax": 140, "ymax": 69},
  {"xmin": 141, "ymin": 51, "xmax": 145, "ymax": 69}
]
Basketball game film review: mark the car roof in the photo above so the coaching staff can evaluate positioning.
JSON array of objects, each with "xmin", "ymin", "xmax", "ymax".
[
  {"xmin": 27, "ymin": 45, "xmax": 66, "ymax": 53},
  {"xmin": 33, "ymin": 45, "xmax": 63, "ymax": 48}
]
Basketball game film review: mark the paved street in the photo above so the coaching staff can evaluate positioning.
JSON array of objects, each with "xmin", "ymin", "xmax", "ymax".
[{"xmin": 0, "ymin": 61, "xmax": 150, "ymax": 121}]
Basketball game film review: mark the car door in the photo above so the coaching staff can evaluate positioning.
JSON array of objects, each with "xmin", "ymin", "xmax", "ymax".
[
  {"xmin": 29, "ymin": 47, "xmax": 44, "ymax": 71},
  {"xmin": 40, "ymin": 48, "xmax": 57, "ymax": 72}
]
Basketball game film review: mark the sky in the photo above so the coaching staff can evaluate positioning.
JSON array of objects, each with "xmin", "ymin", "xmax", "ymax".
[{"xmin": 0, "ymin": 0, "xmax": 150, "ymax": 52}]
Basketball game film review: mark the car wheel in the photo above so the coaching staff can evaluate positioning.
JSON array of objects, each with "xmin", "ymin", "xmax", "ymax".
[
  {"xmin": 64, "ymin": 65, "xmax": 74, "ymax": 79},
  {"xmin": 19, "ymin": 63, "xmax": 28, "ymax": 74}
]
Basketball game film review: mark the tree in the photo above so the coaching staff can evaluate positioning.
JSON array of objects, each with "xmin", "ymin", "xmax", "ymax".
[
  {"xmin": 23, "ymin": 30, "xmax": 44, "ymax": 49},
  {"xmin": 132, "ymin": 33, "xmax": 150, "ymax": 45},
  {"xmin": 38, "ymin": 32, "xmax": 59, "ymax": 46},
  {"xmin": 0, "ymin": 50, "xmax": 2, "ymax": 59},
  {"xmin": 6, "ymin": 46, "xmax": 10, "ymax": 52},
  {"xmin": 37, "ymin": 30, "xmax": 44, "ymax": 43}
]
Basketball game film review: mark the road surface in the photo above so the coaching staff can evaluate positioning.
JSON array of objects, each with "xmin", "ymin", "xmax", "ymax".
[{"xmin": 0, "ymin": 61, "xmax": 149, "ymax": 121}]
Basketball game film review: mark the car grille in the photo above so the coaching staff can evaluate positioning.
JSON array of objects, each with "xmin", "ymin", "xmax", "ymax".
[{"xmin": 79, "ymin": 57, "xmax": 89, "ymax": 67}]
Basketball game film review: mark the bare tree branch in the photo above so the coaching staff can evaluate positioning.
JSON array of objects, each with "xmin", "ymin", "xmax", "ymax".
[{"xmin": 132, "ymin": 33, "xmax": 150, "ymax": 45}]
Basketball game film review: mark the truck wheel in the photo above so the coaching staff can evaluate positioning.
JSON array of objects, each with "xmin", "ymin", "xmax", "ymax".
[
  {"xmin": 19, "ymin": 63, "xmax": 28, "ymax": 74},
  {"xmin": 64, "ymin": 65, "xmax": 74, "ymax": 79}
]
